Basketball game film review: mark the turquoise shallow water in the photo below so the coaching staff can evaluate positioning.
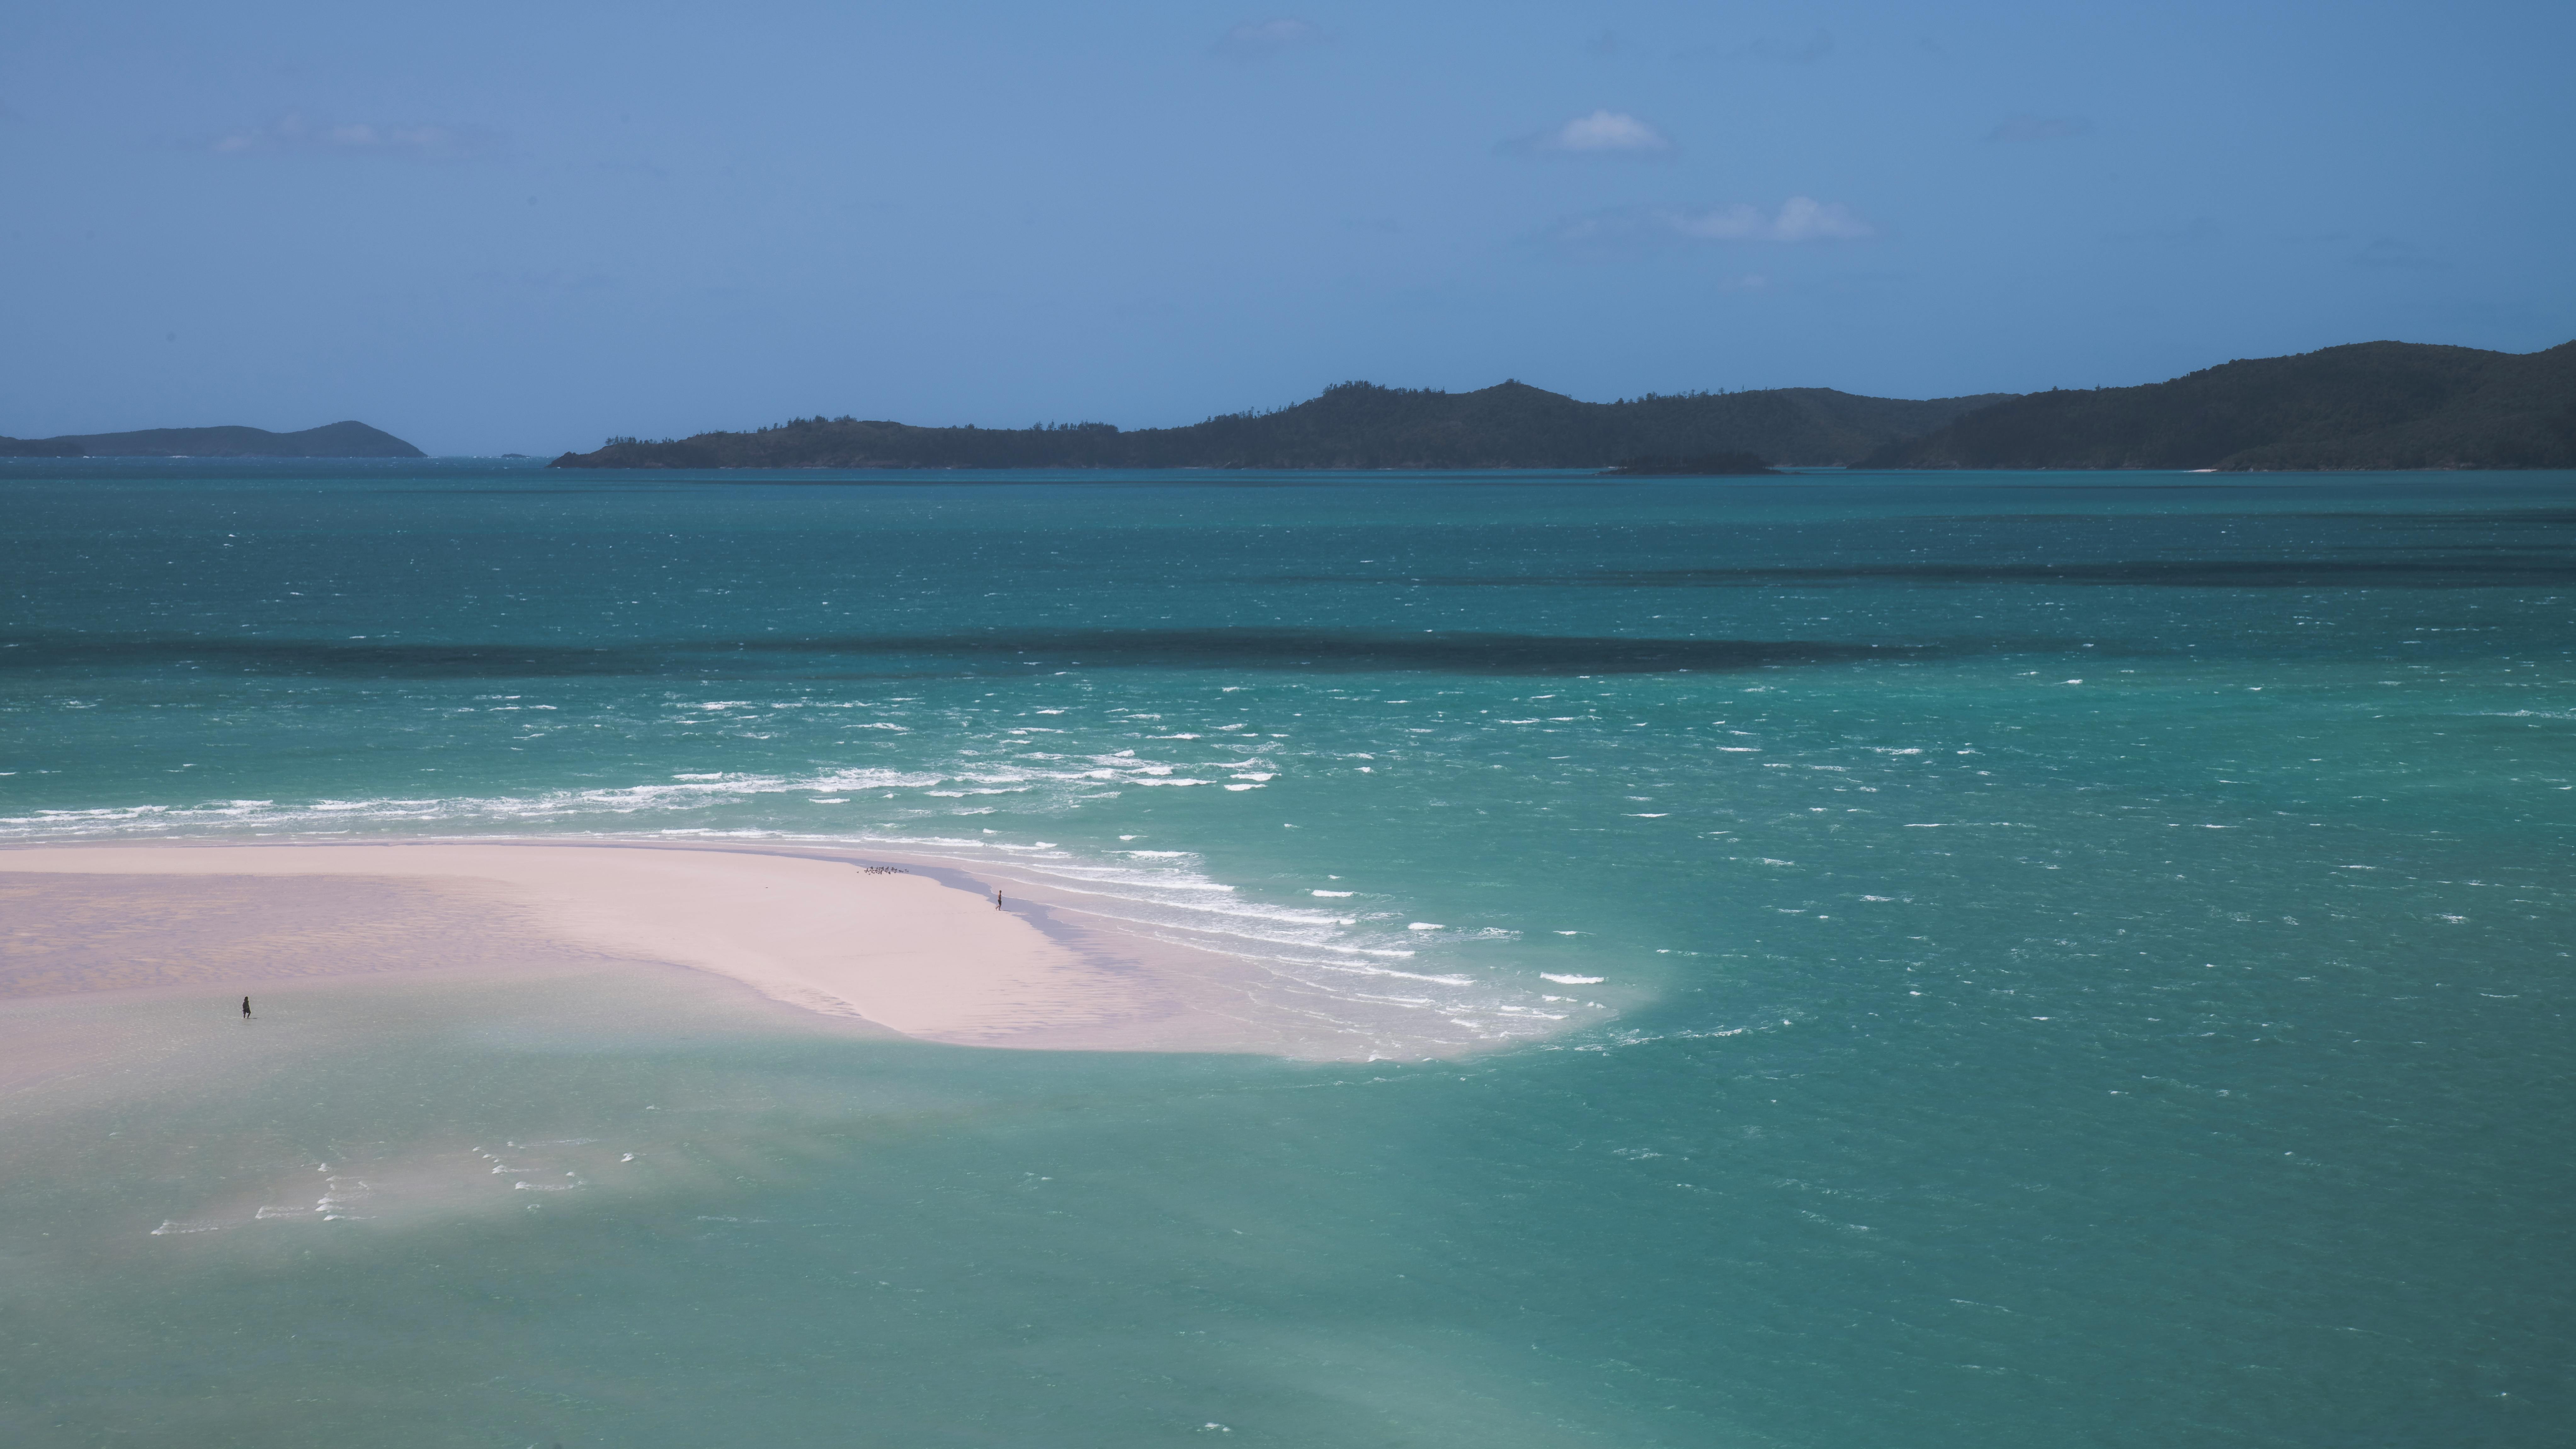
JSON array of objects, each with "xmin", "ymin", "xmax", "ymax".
[{"xmin": 2, "ymin": 460, "xmax": 2572, "ymax": 1445}]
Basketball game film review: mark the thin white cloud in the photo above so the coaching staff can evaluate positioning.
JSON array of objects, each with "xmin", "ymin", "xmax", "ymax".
[
  {"xmin": 210, "ymin": 113, "xmax": 499, "ymax": 160},
  {"xmin": 1986, "ymin": 115, "xmax": 2091, "ymax": 143},
  {"xmin": 1676, "ymin": 197, "xmax": 1872, "ymax": 241},
  {"xmin": 1212, "ymin": 18, "xmax": 1328, "ymax": 60},
  {"xmin": 1546, "ymin": 199, "xmax": 1875, "ymax": 253},
  {"xmin": 1505, "ymin": 110, "xmax": 1673, "ymax": 158}
]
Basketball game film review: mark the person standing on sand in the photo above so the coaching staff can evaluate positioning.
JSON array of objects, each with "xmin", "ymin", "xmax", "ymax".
[
  {"xmin": 241, "ymin": 996, "xmax": 252, "ymax": 1019},
  {"xmin": 994, "ymin": 889, "xmax": 1004, "ymax": 910}
]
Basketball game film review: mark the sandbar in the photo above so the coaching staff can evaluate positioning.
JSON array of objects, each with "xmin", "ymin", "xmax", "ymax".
[{"xmin": 0, "ymin": 840, "xmax": 1399, "ymax": 1058}]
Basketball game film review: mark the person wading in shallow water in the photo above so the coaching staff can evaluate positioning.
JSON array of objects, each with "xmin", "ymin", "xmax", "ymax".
[
  {"xmin": 241, "ymin": 996, "xmax": 252, "ymax": 1020},
  {"xmin": 994, "ymin": 890, "xmax": 1004, "ymax": 911}
]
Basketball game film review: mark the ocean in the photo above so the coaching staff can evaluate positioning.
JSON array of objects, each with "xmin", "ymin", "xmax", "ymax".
[{"xmin": 3, "ymin": 458, "xmax": 2571, "ymax": 1446}]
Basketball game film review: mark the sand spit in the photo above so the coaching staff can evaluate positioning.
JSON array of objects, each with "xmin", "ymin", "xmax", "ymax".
[{"xmin": 0, "ymin": 841, "xmax": 1421, "ymax": 1058}]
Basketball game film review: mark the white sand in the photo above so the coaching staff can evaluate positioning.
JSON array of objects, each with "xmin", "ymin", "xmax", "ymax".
[{"xmin": 0, "ymin": 842, "xmax": 1153, "ymax": 1047}]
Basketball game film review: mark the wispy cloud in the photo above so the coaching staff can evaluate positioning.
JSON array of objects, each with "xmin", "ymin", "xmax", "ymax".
[
  {"xmin": 1985, "ymin": 115, "xmax": 2091, "ymax": 143},
  {"xmin": 1545, "ymin": 199, "xmax": 1875, "ymax": 255},
  {"xmin": 1211, "ymin": 18, "xmax": 1328, "ymax": 60},
  {"xmin": 209, "ymin": 113, "xmax": 500, "ymax": 160},
  {"xmin": 1503, "ymin": 110, "xmax": 1673, "ymax": 158}
]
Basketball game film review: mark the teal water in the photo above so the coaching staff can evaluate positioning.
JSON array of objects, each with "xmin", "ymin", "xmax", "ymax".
[{"xmin": 3, "ymin": 460, "xmax": 2572, "ymax": 1445}]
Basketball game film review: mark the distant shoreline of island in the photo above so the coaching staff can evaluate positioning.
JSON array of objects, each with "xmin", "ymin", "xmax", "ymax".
[
  {"xmin": 548, "ymin": 338, "xmax": 2574, "ymax": 475},
  {"xmin": 0, "ymin": 421, "xmax": 424, "ymax": 460},
  {"xmin": 550, "ymin": 381, "xmax": 2008, "ymax": 474},
  {"xmin": 6, "ymin": 337, "xmax": 2569, "ymax": 472}
]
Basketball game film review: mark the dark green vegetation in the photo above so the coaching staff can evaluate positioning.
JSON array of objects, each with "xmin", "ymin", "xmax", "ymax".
[
  {"xmin": 0, "ymin": 421, "xmax": 423, "ymax": 458},
  {"xmin": 1864, "ymin": 339, "xmax": 2576, "ymax": 470},
  {"xmin": 1601, "ymin": 452, "xmax": 1778, "ymax": 476},
  {"xmin": 550, "ymin": 381, "xmax": 2009, "ymax": 470}
]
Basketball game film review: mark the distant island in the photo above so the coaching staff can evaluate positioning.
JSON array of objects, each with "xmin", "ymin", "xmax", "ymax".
[
  {"xmin": 1864, "ymin": 339, "xmax": 2576, "ymax": 470},
  {"xmin": 551, "ymin": 337, "xmax": 2576, "ymax": 474},
  {"xmin": 549, "ymin": 381, "xmax": 2010, "ymax": 471},
  {"xmin": 1600, "ymin": 452, "xmax": 1778, "ymax": 476},
  {"xmin": 0, "ymin": 421, "xmax": 423, "ymax": 459}
]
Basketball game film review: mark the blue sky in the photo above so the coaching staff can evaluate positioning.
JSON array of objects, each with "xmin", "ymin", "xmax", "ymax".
[{"xmin": 3, "ymin": 0, "xmax": 2569, "ymax": 453}]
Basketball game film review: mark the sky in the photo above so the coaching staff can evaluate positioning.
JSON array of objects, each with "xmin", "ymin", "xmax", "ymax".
[{"xmin": 3, "ymin": 0, "xmax": 2570, "ymax": 454}]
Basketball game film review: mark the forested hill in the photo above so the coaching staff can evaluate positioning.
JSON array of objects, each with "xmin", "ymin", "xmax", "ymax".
[
  {"xmin": 548, "ymin": 381, "xmax": 2014, "ymax": 470},
  {"xmin": 1861, "ymin": 340, "xmax": 2576, "ymax": 470},
  {"xmin": 0, "ymin": 421, "xmax": 424, "ymax": 458}
]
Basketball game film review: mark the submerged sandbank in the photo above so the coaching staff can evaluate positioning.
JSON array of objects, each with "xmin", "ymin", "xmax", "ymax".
[{"xmin": 0, "ymin": 840, "xmax": 1492, "ymax": 1059}]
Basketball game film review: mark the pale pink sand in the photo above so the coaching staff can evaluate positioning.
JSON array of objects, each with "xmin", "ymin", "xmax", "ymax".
[{"xmin": 0, "ymin": 842, "xmax": 1332, "ymax": 1054}]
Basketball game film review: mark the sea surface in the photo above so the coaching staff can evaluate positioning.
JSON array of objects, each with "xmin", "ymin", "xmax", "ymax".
[{"xmin": 2, "ymin": 458, "xmax": 2571, "ymax": 1446}]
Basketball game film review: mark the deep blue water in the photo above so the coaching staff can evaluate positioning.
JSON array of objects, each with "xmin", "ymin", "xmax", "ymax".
[{"xmin": 2, "ymin": 459, "xmax": 2571, "ymax": 1446}]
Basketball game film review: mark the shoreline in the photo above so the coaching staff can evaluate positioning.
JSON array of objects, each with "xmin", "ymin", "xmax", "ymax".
[{"xmin": 0, "ymin": 837, "xmax": 1511, "ymax": 1060}]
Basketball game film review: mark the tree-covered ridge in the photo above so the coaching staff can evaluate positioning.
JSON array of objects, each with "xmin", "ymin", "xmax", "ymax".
[
  {"xmin": 550, "ymin": 380, "xmax": 2012, "ymax": 471},
  {"xmin": 1862, "ymin": 339, "xmax": 2576, "ymax": 470},
  {"xmin": 0, "ymin": 421, "xmax": 424, "ymax": 458}
]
